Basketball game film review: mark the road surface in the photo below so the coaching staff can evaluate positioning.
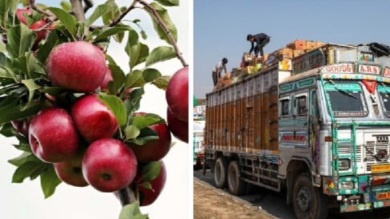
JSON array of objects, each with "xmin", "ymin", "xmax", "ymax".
[{"xmin": 194, "ymin": 169, "xmax": 390, "ymax": 219}]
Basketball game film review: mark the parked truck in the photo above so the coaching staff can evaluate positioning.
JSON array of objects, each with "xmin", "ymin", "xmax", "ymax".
[{"xmin": 204, "ymin": 41, "xmax": 390, "ymax": 219}]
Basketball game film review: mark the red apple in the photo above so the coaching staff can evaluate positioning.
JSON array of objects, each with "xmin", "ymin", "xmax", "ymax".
[
  {"xmin": 165, "ymin": 67, "xmax": 188, "ymax": 122},
  {"xmin": 11, "ymin": 119, "xmax": 30, "ymax": 137},
  {"xmin": 167, "ymin": 108, "xmax": 188, "ymax": 143},
  {"xmin": 16, "ymin": 8, "xmax": 32, "ymax": 25},
  {"xmin": 137, "ymin": 161, "xmax": 167, "ymax": 206},
  {"xmin": 46, "ymin": 41, "xmax": 107, "ymax": 92},
  {"xmin": 71, "ymin": 94, "xmax": 118, "ymax": 142},
  {"xmin": 53, "ymin": 153, "xmax": 88, "ymax": 187},
  {"xmin": 129, "ymin": 113, "xmax": 171, "ymax": 163},
  {"xmin": 82, "ymin": 138, "xmax": 138, "ymax": 192},
  {"xmin": 100, "ymin": 68, "xmax": 113, "ymax": 91},
  {"xmin": 29, "ymin": 107, "xmax": 80, "ymax": 163},
  {"xmin": 30, "ymin": 20, "xmax": 49, "ymax": 43}
]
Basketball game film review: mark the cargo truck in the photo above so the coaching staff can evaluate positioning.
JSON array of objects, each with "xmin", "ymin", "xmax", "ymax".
[{"xmin": 204, "ymin": 41, "xmax": 390, "ymax": 219}]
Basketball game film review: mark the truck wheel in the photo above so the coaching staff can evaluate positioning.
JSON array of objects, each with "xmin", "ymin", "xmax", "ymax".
[
  {"xmin": 227, "ymin": 160, "xmax": 247, "ymax": 195},
  {"xmin": 214, "ymin": 157, "xmax": 228, "ymax": 188},
  {"xmin": 292, "ymin": 173, "xmax": 328, "ymax": 219}
]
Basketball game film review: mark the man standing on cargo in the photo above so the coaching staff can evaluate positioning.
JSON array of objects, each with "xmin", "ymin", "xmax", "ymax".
[
  {"xmin": 247, "ymin": 33, "xmax": 271, "ymax": 57},
  {"xmin": 212, "ymin": 58, "xmax": 228, "ymax": 86}
]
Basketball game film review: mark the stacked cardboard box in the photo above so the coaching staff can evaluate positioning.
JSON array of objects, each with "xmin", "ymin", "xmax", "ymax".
[{"xmin": 286, "ymin": 40, "xmax": 327, "ymax": 58}]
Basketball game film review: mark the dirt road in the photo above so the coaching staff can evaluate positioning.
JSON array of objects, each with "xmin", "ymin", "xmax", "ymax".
[{"xmin": 194, "ymin": 178, "xmax": 276, "ymax": 219}]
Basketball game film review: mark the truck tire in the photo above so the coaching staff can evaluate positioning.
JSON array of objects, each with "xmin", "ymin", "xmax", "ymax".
[
  {"xmin": 292, "ymin": 173, "xmax": 328, "ymax": 219},
  {"xmin": 214, "ymin": 156, "xmax": 228, "ymax": 188},
  {"xmin": 227, "ymin": 160, "xmax": 247, "ymax": 195}
]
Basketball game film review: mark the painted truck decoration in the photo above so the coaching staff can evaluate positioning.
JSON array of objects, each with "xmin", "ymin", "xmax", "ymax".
[{"xmin": 204, "ymin": 42, "xmax": 390, "ymax": 219}]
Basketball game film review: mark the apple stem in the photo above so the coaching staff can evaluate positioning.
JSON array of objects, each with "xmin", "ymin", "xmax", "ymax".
[
  {"xmin": 118, "ymin": 187, "xmax": 136, "ymax": 206},
  {"xmin": 136, "ymin": 0, "xmax": 188, "ymax": 68}
]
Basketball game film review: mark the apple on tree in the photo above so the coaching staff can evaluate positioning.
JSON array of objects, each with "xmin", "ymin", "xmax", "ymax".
[
  {"xmin": 165, "ymin": 66, "xmax": 188, "ymax": 122},
  {"xmin": 53, "ymin": 153, "xmax": 88, "ymax": 187},
  {"xmin": 167, "ymin": 108, "xmax": 188, "ymax": 143},
  {"xmin": 71, "ymin": 94, "xmax": 119, "ymax": 142},
  {"xmin": 128, "ymin": 112, "xmax": 172, "ymax": 163},
  {"xmin": 15, "ymin": 7, "xmax": 50, "ymax": 47},
  {"xmin": 28, "ymin": 107, "xmax": 80, "ymax": 163},
  {"xmin": 46, "ymin": 41, "xmax": 107, "ymax": 93},
  {"xmin": 136, "ymin": 161, "xmax": 167, "ymax": 206},
  {"xmin": 82, "ymin": 138, "xmax": 138, "ymax": 192}
]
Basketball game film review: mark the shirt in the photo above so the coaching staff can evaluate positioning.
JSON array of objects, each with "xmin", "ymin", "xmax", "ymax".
[
  {"xmin": 249, "ymin": 33, "xmax": 269, "ymax": 53},
  {"xmin": 214, "ymin": 61, "xmax": 225, "ymax": 74}
]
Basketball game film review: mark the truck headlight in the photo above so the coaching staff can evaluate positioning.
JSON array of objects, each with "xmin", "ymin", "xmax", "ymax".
[
  {"xmin": 340, "ymin": 181, "xmax": 354, "ymax": 190},
  {"xmin": 338, "ymin": 159, "xmax": 351, "ymax": 170}
]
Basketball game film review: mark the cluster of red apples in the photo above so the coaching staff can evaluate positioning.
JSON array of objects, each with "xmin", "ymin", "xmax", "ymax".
[{"xmin": 10, "ymin": 7, "xmax": 189, "ymax": 207}]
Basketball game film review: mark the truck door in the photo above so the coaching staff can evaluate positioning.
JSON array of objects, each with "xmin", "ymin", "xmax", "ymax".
[{"xmin": 293, "ymin": 92, "xmax": 309, "ymax": 149}]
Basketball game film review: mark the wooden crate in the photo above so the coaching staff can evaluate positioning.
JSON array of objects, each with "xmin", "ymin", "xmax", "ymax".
[
  {"xmin": 293, "ymin": 49, "xmax": 305, "ymax": 57},
  {"xmin": 287, "ymin": 40, "xmax": 306, "ymax": 50},
  {"xmin": 306, "ymin": 41, "xmax": 318, "ymax": 50},
  {"xmin": 276, "ymin": 48, "xmax": 293, "ymax": 59}
]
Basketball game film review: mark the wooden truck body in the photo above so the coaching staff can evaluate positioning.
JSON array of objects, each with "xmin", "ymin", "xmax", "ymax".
[{"xmin": 204, "ymin": 42, "xmax": 390, "ymax": 218}]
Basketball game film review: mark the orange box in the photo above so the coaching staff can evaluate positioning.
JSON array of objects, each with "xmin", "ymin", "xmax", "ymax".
[
  {"xmin": 316, "ymin": 42, "xmax": 326, "ymax": 47},
  {"xmin": 287, "ymin": 40, "xmax": 306, "ymax": 50},
  {"xmin": 260, "ymin": 54, "xmax": 269, "ymax": 63}
]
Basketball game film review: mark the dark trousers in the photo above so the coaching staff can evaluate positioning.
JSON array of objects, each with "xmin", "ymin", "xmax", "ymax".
[
  {"xmin": 254, "ymin": 37, "xmax": 270, "ymax": 57},
  {"xmin": 212, "ymin": 71, "xmax": 219, "ymax": 86}
]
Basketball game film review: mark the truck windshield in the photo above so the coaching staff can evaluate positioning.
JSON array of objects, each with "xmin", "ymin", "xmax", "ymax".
[
  {"xmin": 324, "ymin": 81, "xmax": 367, "ymax": 117},
  {"xmin": 378, "ymin": 84, "xmax": 390, "ymax": 117}
]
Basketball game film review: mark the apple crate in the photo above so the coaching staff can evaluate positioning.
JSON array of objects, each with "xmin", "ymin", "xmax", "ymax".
[
  {"xmin": 293, "ymin": 49, "xmax": 305, "ymax": 57},
  {"xmin": 260, "ymin": 54, "xmax": 269, "ymax": 63},
  {"xmin": 275, "ymin": 48, "xmax": 293, "ymax": 59},
  {"xmin": 286, "ymin": 40, "xmax": 306, "ymax": 50},
  {"xmin": 306, "ymin": 41, "xmax": 318, "ymax": 50}
]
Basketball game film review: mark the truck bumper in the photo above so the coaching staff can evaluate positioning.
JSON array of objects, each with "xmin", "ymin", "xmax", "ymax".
[{"xmin": 323, "ymin": 174, "xmax": 390, "ymax": 212}]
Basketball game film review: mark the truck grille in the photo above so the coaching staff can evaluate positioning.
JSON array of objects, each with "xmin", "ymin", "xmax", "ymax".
[{"xmin": 337, "ymin": 135, "xmax": 390, "ymax": 172}]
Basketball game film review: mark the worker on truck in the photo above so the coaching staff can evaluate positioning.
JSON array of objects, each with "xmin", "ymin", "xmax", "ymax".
[
  {"xmin": 247, "ymin": 33, "xmax": 270, "ymax": 58},
  {"xmin": 212, "ymin": 58, "xmax": 228, "ymax": 86}
]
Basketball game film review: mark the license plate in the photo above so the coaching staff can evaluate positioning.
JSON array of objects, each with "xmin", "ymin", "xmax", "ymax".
[
  {"xmin": 377, "ymin": 192, "xmax": 390, "ymax": 200},
  {"xmin": 371, "ymin": 164, "xmax": 390, "ymax": 173}
]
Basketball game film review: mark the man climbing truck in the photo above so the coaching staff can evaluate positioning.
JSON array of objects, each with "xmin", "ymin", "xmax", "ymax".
[{"xmin": 204, "ymin": 41, "xmax": 390, "ymax": 219}]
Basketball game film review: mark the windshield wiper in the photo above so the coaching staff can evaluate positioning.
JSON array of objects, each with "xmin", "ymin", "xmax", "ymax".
[{"xmin": 328, "ymin": 80, "xmax": 357, "ymax": 99}]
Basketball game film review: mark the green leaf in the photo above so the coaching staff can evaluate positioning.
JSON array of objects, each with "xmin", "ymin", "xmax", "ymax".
[
  {"xmin": 98, "ymin": 93, "xmax": 127, "ymax": 126},
  {"xmin": 123, "ymin": 87, "xmax": 144, "ymax": 116},
  {"xmin": 48, "ymin": 7, "xmax": 77, "ymax": 36},
  {"xmin": 155, "ymin": 0, "xmax": 179, "ymax": 6},
  {"xmin": 119, "ymin": 202, "xmax": 148, "ymax": 219},
  {"xmin": 60, "ymin": 1, "xmax": 72, "ymax": 11},
  {"xmin": 133, "ymin": 113, "xmax": 164, "ymax": 129},
  {"xmin": 140, "ymin": 161, "xmax": 161, "ymax": 182},
  {"xmin": 106, "ymin": 54, "xmax": 125, "ymax": 94},
  {"xmin": 124, "ymin": 70, "xmax": 145, "ymax": 89},
  {"xmin": 102, "ymin": 0, "xmax": 119, "ymax": 25},
  {"xmin": 139, "ymin": 181, "xmax": 152, "ymax": 190},
  {"xmin": 93, "ymin": 25, "xmax": 132, "ymax": 43},
  {"xmin": 37, "ymin": 29, "xmax": 62, "ymax": 63},
  {"xmin": 22, "ymin": 79, "xmax": 41, "ymax": 102},
  {"xmin": 12, "ymin": 161, "xmax": 45, "ymax": 183},
  {"xmin": 0, "ymin": 0, "xmax": 18, "ymax": 28},
  {"xmin": 143, "ymin": 68, "xmax": 161, "ymax": 83},
  {"xmin": 0, "ymin": 98, "xmax": 45, "ymax": 125},
  {"xmin": 125, "ymin": 30, "xmax": 149, "ymax": 69},
  {"xmin": 13, "ymin": 142, "xmax": 32, "ymax": 152},
  {"xmin": 0, "ymin": 122, "xmax": 13, "ymax": 137},
  {"xmin": 8, "ymin": 152, "xmax": 40, "ymax": 167},
  {"xmin": 147, "ymin": 2, "xmax": 177, "ymax": 45},
  {"xmin": 124, "ymin": 125, "xmax": 140, "ymax": 140},
  {"xmin": 86, "ymin": 4, "xmax": 111, "ymax": 26},
  {"xmin": 40, "ymin": 165, "xmax": 61, "ymax": 198},
  {"xmin": 151, "ymin": 75, "xmax": 170, "ymax": 91},
  {"xmin": 145, "ymin": 46, "xmax": 176, "ymax": 67},
  {"xmin": 6, "ymin": 24, "xmax": 35, "ymax": 58}
]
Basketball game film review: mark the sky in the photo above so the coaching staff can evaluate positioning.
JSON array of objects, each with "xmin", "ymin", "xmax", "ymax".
[
  {"xmin": 0, "ymin": 0, "xmax": 191, "ymax": 219},
  {"xmin": 194, "ymin": 0, "xmax": 390, "ymax": 99}
]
